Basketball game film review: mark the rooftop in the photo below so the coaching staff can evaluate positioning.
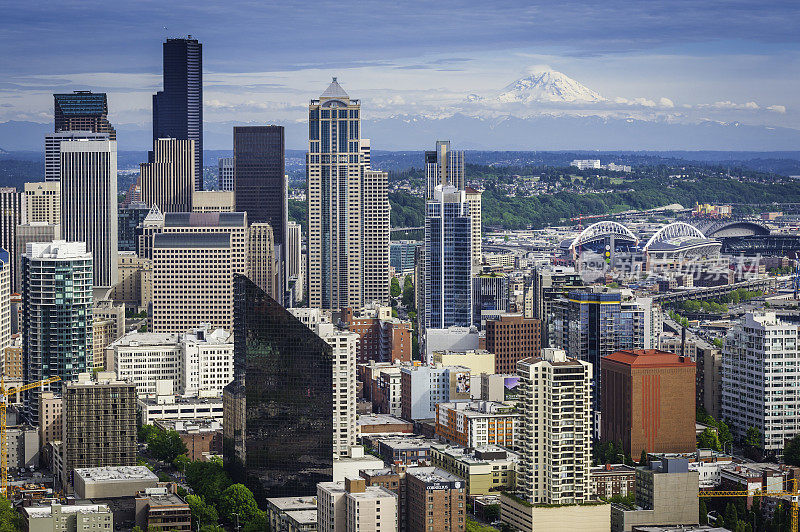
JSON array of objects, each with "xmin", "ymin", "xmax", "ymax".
[
  {"xmin": 406, "ymin": 466, "xmax": 463, "ymax": 484},
  {"xmin": 285, "ymin": 509, "xmax": 318, "ymax": 526},
  {"xmin": 320, "ymin": 77, "xmax": 349, "ymax": 100},
  {"xmin": 24, "ymin": 503, "xmax": 110, "ymax": 518},
  {"xmin": 431, "ymin": 443, "xmax": 519, "ymax": 465},
  {"xmin": 74, "ymin": 466, "xmax": 158, "ymax": 483},
  {"xmin": 358, "ymin": 414, "xmax": 411, "ymax": 426},
  {"xmin": 604, "ymin": 349, "xmax": 696, "ymax": 368},
  {"xmin": 265, "ymin": 496, "xmax": 317, "ymax": 511}
]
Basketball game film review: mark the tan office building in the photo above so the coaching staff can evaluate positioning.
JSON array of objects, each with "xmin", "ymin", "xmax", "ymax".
[
  {"xmin": 151, "ymin": 232, "xmax": 233, "ymax": 334},
  {"xmin": 140, "ymin": 138, "xmax": 195, "ymax": 213},
  {"xmin": 192, "ymin": 190, "xmax": 235, "ymax": 213},
  {"xmin": 24, "ymin": 181, "xmax": 61, "ymax": 224},
  {"xmin": 247, "ymin": 222, "xmax": 280, "ymax": 301}
]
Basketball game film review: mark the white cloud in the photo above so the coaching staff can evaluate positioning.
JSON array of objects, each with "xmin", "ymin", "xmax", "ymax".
[
  {"xmin": 767, "ymin": 104, "xmax": 787, "ymax": 114},
  {"xmin": 659, "ymin": 97, "xmax": 674, "ymax": 108}
]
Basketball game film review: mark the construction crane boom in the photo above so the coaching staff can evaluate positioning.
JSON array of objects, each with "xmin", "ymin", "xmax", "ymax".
[
  {"xmin": 699, "ymin": 479, "xmax": 798, "ymax": 532},
  {"xmin": 1, "ymin": 376, "xmax": 61, "ymax": 498}
]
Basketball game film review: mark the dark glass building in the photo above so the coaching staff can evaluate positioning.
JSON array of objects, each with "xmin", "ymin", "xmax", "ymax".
[
  {"xmin": 53, "ymin": 91, "xmax": 116, "ymax": 140},
  {"xmin": 153, "ymin": 37, "xmax": 203, "ymax": 190},
  {"xmin": 223, "ymin": 274, "xmax": 333, "ymax": 500},
  {"xmin": 118, "ymin": 201, "xmax": 151, "ymax": 252},
  {"xmin": 233, "ymin": 126, "xmax": 286, "ymax": 246}
]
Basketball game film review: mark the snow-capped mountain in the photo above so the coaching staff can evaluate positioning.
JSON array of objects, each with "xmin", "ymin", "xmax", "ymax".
[{"xmin": 497, "ymin": 69, "xmax": 605, "ymax": 104}]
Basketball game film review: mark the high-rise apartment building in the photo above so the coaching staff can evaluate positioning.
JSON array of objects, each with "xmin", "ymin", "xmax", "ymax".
[
  {"xmin": 307, "ymin": 78, "xmax": 366, "ymax": 310},
  {"xmin": 602, "ymin": 349, "xmax": 696, "ymax": 459},
  {"xmin": 60, "ymin": 139, "xmax": 118, "ymax": 288},
  {"xmin": 217, "ymin": 157, "xmax": 234, "ymax": 191},
  {"xmin": 22, "ymin": 241, "xmax": 93, "ymax": 423},
  {"xmin": 24, "ymin": 181, "xmax": 60, "ymax": 224},
  {"xmin": 224, "ymin": 275, "xmax": 334, "ymax": 499},
  {"xmin": 517, "ymin": 349, "xmax": 592, "ymax": 505},
  {"xmin": 424, "ymin": 185, "xmax": 472, "ymax": 332},
  {"xmin": 464, "ymin": 187, "xmax": 482, "ymax": 268},
  {"xmin": 721, "ymin": 312, "xmax": 800, "ymax": 451},
  {"xmin": 153, "ymin": 37, "xmax": 203, "ymax": 189},
  {"xmin": 233, "ymin": 126, "xmax": 287, "ymax": 248},
  {"xmin": 139, "ymin": 138, "xmax": 195, "ymax": 212},
  {"xmin": 0, "ymin": 187, "xmax": 24, "ymax": 293},
  {"xmin": 61, "ymin": 373, "xmax": 137, "ymax": 491},
  {"xmin": 484, "ymin": 314, "xmax": 541, "ymax": 375},
  {"xmin": 45, "ymin": 131, "xmax": 110, "ymax": 182},
  {"xmin": 53, "ymin": 91, "xmax": 116, "ymax": 140},
  {"xmin": 286, "ymin": 221, "xmax": 304, "ymax": 302},
  {"xmin": 362, "ymin": 169, "xmax": 390, "ymax": 306},
  {"xmin": 317, "ymin": 478, "xmax": 398, "ymax": 532},
  {"xmin": 425, "ymin": 140, "xmax": 464, "ymax": 200},
  {"xmin": 247, "ymin": 223, "xmax": 280, "ymax": 302},
  {"xmin": 151, "ymin": 233, "xmax": 233, "ymax": 333},
  {"xmin": 14, "ymin": 223, "xmax": 61, "ymax": 292}
]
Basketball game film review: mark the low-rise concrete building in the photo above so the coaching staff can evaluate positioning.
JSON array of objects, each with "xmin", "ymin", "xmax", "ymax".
[
  {"xmin": 358, "ymin": 414, "xmax": 414, "ymax": 435},
  {"xmin": 266, "ymin": 496, "xmax": 318, "ymax": 532},
  {"xmin": 432, "ymin": 349, "xmax": 496, "ymax": 376},
  {"xmin": 375, "ymin": 436, "xmax": 435, "ymax": 466},
  {"xmin": 500, "ymin": 493, "xmax": 611, "ymax": 532},
  {"xmin": 430, "ymin": 443, "xmax": 518, "ymax": 497},
  {"xmin": 23, "ymin": 503, "xmax": 113, "ymax": 532},
  {"xmin": 611, "ymin": 459, "xmax": 699, "ymax": 532},
  {"xmin": 74, "ymin": 465, "xmax": 159, "ymax": 499},
  {"xmin": 135, "ymin": 486, "xmax": 192, "ymax": 531}
]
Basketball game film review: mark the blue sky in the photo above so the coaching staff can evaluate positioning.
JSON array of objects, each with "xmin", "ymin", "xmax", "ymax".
[{"xmin": 1, "ymin": 0, "xmax": 798, "ymax": 139}]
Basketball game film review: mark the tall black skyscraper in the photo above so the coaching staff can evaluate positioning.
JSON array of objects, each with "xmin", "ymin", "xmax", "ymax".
[
  {"xmin": 153, "ymin": 37, "xmax": 203, "ymax": 190},
  {"xmin": 233, "ymin": 126, "xmax": 286, "ymax": 247},
  {"xmin": 223, "ymin": 274, "xmax": 333, "ymax": 499}
]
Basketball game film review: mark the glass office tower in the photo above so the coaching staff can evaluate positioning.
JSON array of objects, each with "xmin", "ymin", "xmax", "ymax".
[{"xmin": 223, "ymin": 274, "xmax": 333, "ymax": 499}]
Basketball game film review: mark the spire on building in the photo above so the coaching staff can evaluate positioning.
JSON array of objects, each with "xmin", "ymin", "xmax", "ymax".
[{"xmin": 321, "ymin": 77, "xmax": 349, "ymax": 100}]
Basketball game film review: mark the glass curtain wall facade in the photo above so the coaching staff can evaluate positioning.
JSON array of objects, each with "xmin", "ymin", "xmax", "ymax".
[{"xmin": 223, "ymin": 274, "xmax": 333, "ymax": 500}]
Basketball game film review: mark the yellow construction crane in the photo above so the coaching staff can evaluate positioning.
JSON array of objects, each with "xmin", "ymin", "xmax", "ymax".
[
  {"xmin": 1, "ymin": 376, "xmax": 60, "ymax": 497},
  {"xmin": 699, "ymin": 478, "xmax": 799, "ymax": 532}
]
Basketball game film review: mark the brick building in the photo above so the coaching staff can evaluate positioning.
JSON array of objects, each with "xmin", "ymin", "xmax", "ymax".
[
  {"xmin": 340, "ymin": 306, "xmax": 412, "ymax": 363},
  {"xmin": 405, "ymin": 467, "xmax": 466, "ymax": 532},
  {"xmin": 590, "ymin": 463, "xmax": 636, "ymax": 499},
  {"xmin": 154, "ymin": 419, "xmax": 222, "ymax": 461},
  {"xmin": 484, "ymin": 314, "xmax": 541, "ymax": 374},
  {"xmin": 601, "ymin": 350, "xmax": 696, "ymax": 459}
]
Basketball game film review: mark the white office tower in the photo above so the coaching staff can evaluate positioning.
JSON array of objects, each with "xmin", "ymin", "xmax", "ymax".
[
  {"xmin": 22, "ymin": 241, "xmax": 93, "ymax": 423},
  {"xmin": 217, "ymin": 156, "xmax": 234, "ymax": 191},
  {"xmin": 722, "ymin": 312, "xmax": 800, "ymax": 452},
  {"xmin": 516, "ymin": 348, "xmax": 592, "ymax": 505},
  {"xmin": 362, "ymin": 169, "xmax": 390, "ymax": 306},
  {"xmin": 425, "ymin": 140, "xmax": 465, "ymax": 200},
  {"xmin": 24, "ymin": 181, "xmax": 61, "ymax": 225},
  {"xmin": 60, "ymin": 139, "xmax": 118, "ymax": 288},
  {"xmin": 286, "ymin": 221, "xmax": 304, "ymax": 302},
  {"xmin": 465, "ymin": 187, "xmax": 482, "ymax": 268},
  {"xmin": 0, "ymin": 251, "xmax": 10, "ymax": 354},
  {"xmin": 140, "ymin": 138, "xmax": 195, "ymax": 213},
  {"xmin": 247, "ymin": 223, "xmax": 281, "ymax": 302},
  {"xmin": 45, "ymin": 131, "xmax": 108, "ymax": 182}
]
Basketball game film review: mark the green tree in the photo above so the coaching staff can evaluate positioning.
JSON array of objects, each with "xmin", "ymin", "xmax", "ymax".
[
  {"xmin": 784, "ymin": 434, "xmax": 800, "ymax": 466},
  {"xmin": 483, "ymin": 504, "xmax": 500, "ymax": 522},
  {"xmin": 138, "ymin": 424, "xmax": 159, "ymax": 443},
  {"xmin": 723, "ymin": 502, "xmax": 738, "ymax": 530},
  {"xmin": 218, "ymin": 484, "xmax": 262, "ymax": 524},
  {"xmin": 402, "ymin": 276, "xmax": 415, "ymax": 309},
  {"xmin": 186, "ymin": 458, "xmax": 231, "ymax": 505},
  {"xmin": 148, "ymin": 429, "xmax": 188, "ymax": 463},
  {"xmin": 744, "ymin": 426, "xmax": 762, "ymax": 448},
  {"xmin": 0, "ymin": 496, "xmax": 24, "ymax": 532},
  {"xmin": 697, "ymin": 428, "xmax": 721, "ymax": 451},
  {"xmin": 199, "ymin": 526, "xmax": 224, "ymax": 532},
  {"xmin": 699, "ymin": 498, "xmax": 708, "ymax": 525},
  {"xmin": 390, "ymin": 277, "xmax": 401, "ymax": 297},
  {"xmin": 187, "ymin": 494, "xmax": 219, "ymax": 529},
  {"xmin": 173, "ymin": 453, "xmax": 190, "ymax": 473},
  {"xmin": 242, "ymin": 511, "xmax": 268, "ymax": 532},
  {"xmin": 132, "ymin": 527, "xmax": 144, "ymax": 532}
]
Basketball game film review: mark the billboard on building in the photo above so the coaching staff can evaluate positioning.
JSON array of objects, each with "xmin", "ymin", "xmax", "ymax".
[{"xmin": 504, "ymin": 376, "xmax": 520, "ymax": 401}]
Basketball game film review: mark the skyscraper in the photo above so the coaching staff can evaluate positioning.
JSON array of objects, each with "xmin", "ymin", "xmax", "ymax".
[
  {"xmin": 0, "ymin": 250, "xmax": 10, "ymax": 356},
  {"xmin": 464, "ymin": 187, "xmax": 482, "ymax": 267},
  {"xmin": 22, "ymin": 241, "xmax": 93, "ymax": 423},
  {"xmin": 218, "ymin": 157, "xmax": 234, "ymax": 191},
  {"xmin": 286, "ymin": 221, "xmax": 304, "ymax": 303},
  {"xmin": 224, "ymin": 275, "xmax": 334, "ymax": 499},
  {"xmin": 307, "ymin": 78, "xmax": 365, "ymax": 310},
  {"xmin": 516, "ymin": 349, "xmax": 592, "ymax": 505},
  {"xmin": 233, "ymin": 126, "xmax": 286, "ymax": 245},
  {"xmin": 53, "ymin": 91, "xmax": 116, "ymax": 140},
  {"xmin": 247, "ymin": 223, "xmax": 280, "ymax": 301},
  {"xmin": 60, "ymin": 139, "xmax": 118, "ymax": 288},
  {"xmin": 151, "ymin": 232, "xmax": 233, "ymax": 334},
  {"xmin": 139, "ymin": 138, "xmax": 195, "ymax": 213},
  {"xmin": 0, "ymin": 188, "xmax": 24, "ymax": 293},
  {"xmin": 424, "ymin": 185, "xmax": 472, "ymax": 331},
  {"xmin": 15, "ymin": 222, "xmax": 61, "ymax": 292},
  {"xmin": 118, "ymin": 201, "xmax": 151, "ymax": 252},
  {"xmin": 425, "ymin": 140, "xmax": 464, "ymax": 200},
  {"xmin": 153, "ymin": 37, "xmax": 203, "ymax": 189},
  {"xmin": 362, "ymin": 169, "xmax": 390, "ymax": 306},
  {"xmin": 45, "ymin": 132, "xmax": 109, "ymax": 182}
]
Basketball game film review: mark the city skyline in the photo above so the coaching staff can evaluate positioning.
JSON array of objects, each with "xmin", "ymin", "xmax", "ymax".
[{"xmin": 0, "ymin": 1, "xmax": 799, "ymax": 151}]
